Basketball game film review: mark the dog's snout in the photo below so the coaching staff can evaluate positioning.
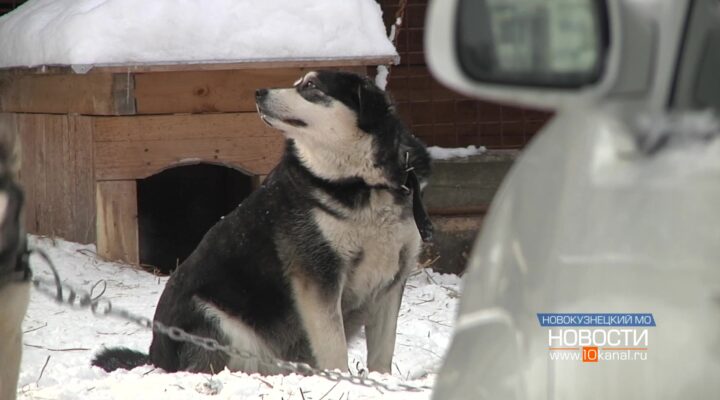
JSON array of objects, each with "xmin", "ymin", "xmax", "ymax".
[{"xmin": 255, "ymin": 88, "xmax": 268, "ymax": 99}]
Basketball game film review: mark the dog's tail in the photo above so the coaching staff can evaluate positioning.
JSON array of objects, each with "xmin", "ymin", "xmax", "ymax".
[{"xmin": 92, "ymin": 347, "xmax": 149, "ymax": 372}]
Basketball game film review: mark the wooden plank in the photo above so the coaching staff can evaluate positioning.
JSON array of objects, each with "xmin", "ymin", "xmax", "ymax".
[
  {"xmin": 0, "ymin": 113, "xmax": 18, "ymax": 173},
  {"xmin": 94, "ymin": 113, "xmax": 272, "ymax": 142},
  {"xmin": 14, "ymin": 114, "xmax": 95, "ymax": 243},
  {"xmin": 96, "ymin": 180, "xmax": 139, "ymax": 264},
  {"xmin": 67, "ymin": 115, "xmax": 97, "ymax": 242},
  {"xmin": 0, "ymin": 71, "xmax": 135, "ymax": 115},
  {"xmin": 133, "ymin": 66, "xmax": 274, "ymax": 116},
  {"xmin": 44, "ymin": 116, "xmax": 67, "ymax": 237},
  {"xmin": 13, "ymin": 114, "xmax": 41, "ymax": 234},
  {"xmin": 0, "ymin": 56, "xmax": 395, "ymax": 75},
  {"xmin": 251, "ymin": 174, "xmax": 268, "ymax": 190},
  {"xmin": 93, "ymin": 113, "xmax": 284, "ymax": 180},
  {"xmin": 79, "ymin": 56, "xmax": 397, "ymax": 74},
  {"xmin": 134, "ymin": 66, "xmax": 368, "ymax": 114},
  {"xmin": 111, "ymin": 73, "xmax": 137, "ymax": 115}
]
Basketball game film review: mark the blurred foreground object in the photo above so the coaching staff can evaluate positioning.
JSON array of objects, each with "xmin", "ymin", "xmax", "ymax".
[
  {"xmin": 0, "ymin": 137, "xmax": 27, "ymax": 400},
  {"xmin": 426, "ymin": 0, "xmax": 720, "ymax": 398}
]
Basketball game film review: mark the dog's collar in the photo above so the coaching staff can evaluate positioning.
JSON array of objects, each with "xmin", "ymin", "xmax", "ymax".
[
  {"xmin": 286, "ymin": 146, "xmax": 434, "ymax": 242},
  {"xmin": 370, "ymin": 153, "xmax": 434, "ymax": 243},
  {"xmin": 398, "ymin": 152, "xmax": 433, "ymax": 243}
]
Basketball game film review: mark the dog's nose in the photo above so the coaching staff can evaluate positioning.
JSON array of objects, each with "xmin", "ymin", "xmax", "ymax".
[{"xmin": 256, "ymin": 88, "xmax": 268, "ymax": 99}]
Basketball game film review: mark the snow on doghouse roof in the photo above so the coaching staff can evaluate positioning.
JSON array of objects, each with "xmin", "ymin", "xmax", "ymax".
[{"xmin": 0, "ymin": 0, "xmax": 397, "ymax": 69}]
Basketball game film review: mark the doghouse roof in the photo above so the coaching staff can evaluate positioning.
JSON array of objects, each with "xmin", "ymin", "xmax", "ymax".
[{"xmin": 0, "ymin": 0, "xmax": 397, "ymax": 69}]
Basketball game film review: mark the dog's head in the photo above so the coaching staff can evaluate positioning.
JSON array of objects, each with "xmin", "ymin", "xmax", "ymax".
[{"xmin": 256, "ymin": 70, "xmax": 429, "ymax": 188}]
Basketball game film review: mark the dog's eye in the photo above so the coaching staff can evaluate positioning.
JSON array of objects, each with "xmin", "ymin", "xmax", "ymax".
[{"xmin": 303, "ymin": 80, "xmax": 316, "ymax": 90}]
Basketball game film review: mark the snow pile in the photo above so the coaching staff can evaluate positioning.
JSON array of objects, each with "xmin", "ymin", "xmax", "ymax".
[
  {"xmin": 594, "ymin": 111, "xmax": 720, "ymax": 186},
  {"xmin": 18, "ymin": 236, "xmax": 461, "ymax": 399},
  {"xmin": 0, "ymin": 0, "xmax": 397, "ymax": 68},
  {"xmin": 635, "ymin": 110, "xmax": 720, "ymax": 154},
  {"xmin": 428, "ymin": 145, "xmax": 487, "ymax": 160}
]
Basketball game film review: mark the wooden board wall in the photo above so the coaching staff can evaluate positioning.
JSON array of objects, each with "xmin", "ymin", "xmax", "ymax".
[
  {"xmin": 0, "ymin": 64, "xmax": 368, "ymax": 116},
  {"xmin": 8, "ymin": 113, "xmax": 96, "ymax": 243}
]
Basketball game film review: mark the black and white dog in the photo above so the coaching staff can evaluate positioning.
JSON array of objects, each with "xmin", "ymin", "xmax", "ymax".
[{"xmin": 93, "ymin": 71, "xmax": 432, "ymax": 375}]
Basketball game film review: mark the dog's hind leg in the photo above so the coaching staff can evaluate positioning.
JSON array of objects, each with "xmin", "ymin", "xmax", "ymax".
[
  {"xmin": 291, "ymin": 275, "xmax": 348, "ymax": 371},
  {"xmin": 365, "ymin": 280, "xmax": 405, "ymax": 373},
  {"xmin": 178, "ymin": 339, "xmax": 229, "ymax": 374},
  {"xmin": 198, "ymin": 301, "xmax": 284, "ymax": 375}
]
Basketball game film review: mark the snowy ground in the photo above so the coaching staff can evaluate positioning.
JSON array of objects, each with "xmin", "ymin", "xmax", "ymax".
[
  {"xmin": 17, "ymin": 236, "xmax": 461, "ymax": 400},
  {"xmin": 428, "ymin": 145, "xmax": 486, "ymax": 160}
]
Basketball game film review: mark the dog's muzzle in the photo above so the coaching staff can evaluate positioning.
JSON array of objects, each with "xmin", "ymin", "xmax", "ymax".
[
  {"xmin": 255, "ymin": 89, "xmax": 274, "ymax": 127},
  {"xmin": 255, "ymin": 88, "xmax": 308, "ymax": 129}
]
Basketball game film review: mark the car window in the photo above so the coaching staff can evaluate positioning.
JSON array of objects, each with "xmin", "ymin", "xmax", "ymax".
[
  {"xmin": 671, "ymin": 0, "xmax": 720, "ymax": 111},
  {"xmin": 693, "ymin": 30, "xmax": 720, "ymax": 110}
]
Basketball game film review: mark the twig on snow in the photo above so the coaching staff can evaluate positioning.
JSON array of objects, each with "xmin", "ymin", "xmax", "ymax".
[
  {"xmin": 36, "ymin": 355, "xmax": 51, "ymax": 386},
  {"xmin": 24, "ymin": 343, "xmax": 90, "ymax": 352},
  {"xmin": 319, "ymin": 381, "xmax": 340, "ymax": 400},
  {"xmin": 410, "ymin": 256, "xmax": 441, "ymax": 277},
  {"xmin": 252, "ymin": 376, "xmax": 274, "ymax": 389},
  {"xmin": 422, "ymin": 267, "xmax": 439, "ymax": 285},
  {"xmin": 23, "ymin": 322, "xmax": 47, "ymax": 334}
]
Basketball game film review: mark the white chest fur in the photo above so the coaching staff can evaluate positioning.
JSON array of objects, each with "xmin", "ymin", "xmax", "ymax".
[{"xmin": 312, "ymin": 190, "xmax": 421, "ymax": 309}]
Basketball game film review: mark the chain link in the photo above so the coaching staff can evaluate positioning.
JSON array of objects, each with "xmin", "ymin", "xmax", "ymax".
[{"xmin": 29, "ymin": 250, "xmax": 432, "ymax": 393}]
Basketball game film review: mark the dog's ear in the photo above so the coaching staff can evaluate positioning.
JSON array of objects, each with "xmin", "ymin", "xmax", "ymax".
[{"xmin": 356, "ymin": 78, "xmax": 391, "ymax": 130}]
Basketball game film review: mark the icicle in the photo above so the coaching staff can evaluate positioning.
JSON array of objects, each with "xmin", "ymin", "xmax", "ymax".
[{"xmin": 375, "ymin": 65, "xmax": 390, "ymax": 90}]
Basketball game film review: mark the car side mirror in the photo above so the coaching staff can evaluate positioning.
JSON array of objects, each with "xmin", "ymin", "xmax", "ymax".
[{"xmin": 425, "ymin": 0, "xmax": 639, "ymax": 110}]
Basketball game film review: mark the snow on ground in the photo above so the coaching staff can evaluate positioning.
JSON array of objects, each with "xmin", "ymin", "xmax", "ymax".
[
  {"xmin": 428, "ymin": 145, "xmax": 487, "ymax": 160},
  {"xmin": 0, "ymin": 0, "xmax": 397, "ymax": 68},
  {"xmin": 17, "ymin": 236, "xmax": 461, "ymax": 399}
]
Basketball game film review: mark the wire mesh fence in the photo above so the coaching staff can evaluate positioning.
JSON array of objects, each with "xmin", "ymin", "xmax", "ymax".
[{"xmin": 379, "ymin": 0, "xmax": 553, "ymax": 149}]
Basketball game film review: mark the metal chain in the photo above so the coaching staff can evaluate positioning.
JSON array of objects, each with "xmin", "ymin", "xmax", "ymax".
[
  {"xmin": 387, "ymin": 0, "xmax": 408, "ymax": 46},
  {"xmin": 376, "ymin": 0, "xmax": 409, "ymax": 90},
  {"xmin": 394, "ymin": 0, "xmax": 409, "ymax": 38},
  {"xmin": 29, "ymin": 249, "xmax": 432, "ymax": 393}
]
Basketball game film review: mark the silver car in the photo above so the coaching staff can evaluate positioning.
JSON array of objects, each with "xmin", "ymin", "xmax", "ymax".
[{"xmin": 426, "ymin": 0, "xmax": 720, "ymax": 398}]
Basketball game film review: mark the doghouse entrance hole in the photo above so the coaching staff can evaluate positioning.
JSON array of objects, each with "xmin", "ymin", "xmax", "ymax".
[{"xmin": 138, "ymin": 164, "xmax": 253, "ymax": 274}]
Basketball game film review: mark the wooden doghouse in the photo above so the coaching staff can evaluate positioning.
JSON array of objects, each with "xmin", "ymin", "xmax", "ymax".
[{"xmin": 0, "ymin": 57, "xmax": 395, "ymax": 268}]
